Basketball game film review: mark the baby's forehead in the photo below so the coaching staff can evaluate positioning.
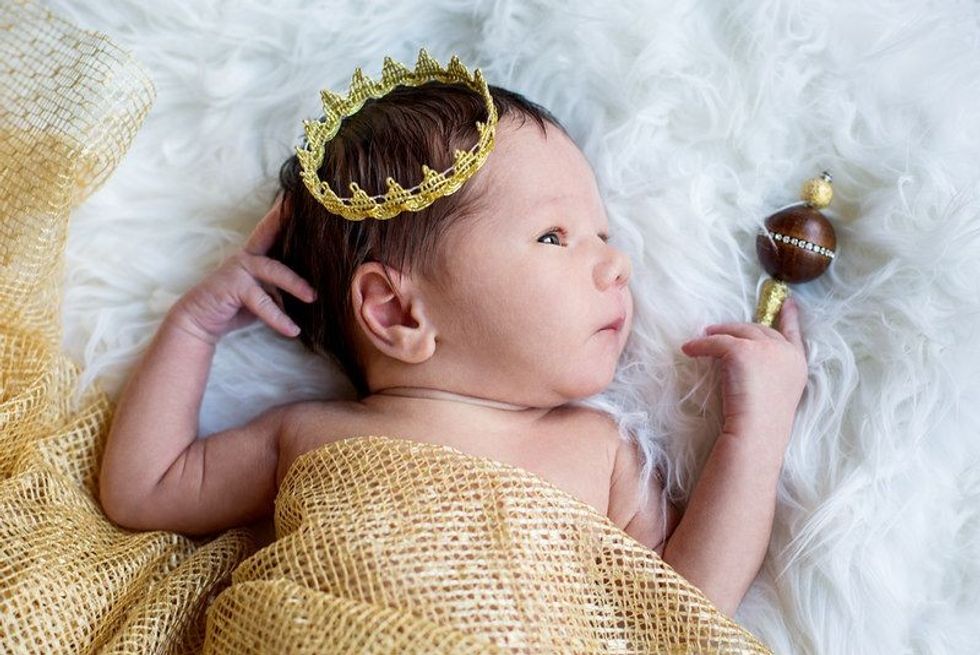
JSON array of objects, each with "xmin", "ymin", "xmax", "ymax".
[
  {"xmin": 475, "ymin": 127, "xmax": 599, "ymax": 211},
  {"xmin": 464, "ymin": 187, "xmax": 608, "ymax": 244},
  {"xmin": 490, "ymin": 120, "xmax": 589, "ymax": 178}
]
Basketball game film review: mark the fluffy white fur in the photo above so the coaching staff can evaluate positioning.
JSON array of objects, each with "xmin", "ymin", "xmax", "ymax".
[{"xmin": 46, "ymin": 0, "xmax": 980, "ymax": 651}]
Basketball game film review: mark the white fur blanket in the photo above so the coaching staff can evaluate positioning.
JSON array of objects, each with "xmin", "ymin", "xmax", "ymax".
[{"xmin": 46, "ymin": 0, "xmax": 980, "ymax": 652}]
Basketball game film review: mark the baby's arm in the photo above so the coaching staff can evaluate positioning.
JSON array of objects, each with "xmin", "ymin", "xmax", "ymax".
[
  {"xmin": 99, "ymin": 304, "xmax": 290, "ymax": 535},
  {"xmin": 99, "ymin": 196, "xmax": 316, "ymax": 535},
  {"xmin": 666, "ymin": 299, "xmax": 806, "ymax": 617},
  {"xmin": 614, "ymin": 300, "xmax": 807, "ymax": 618},
  {"xmin": 661, "ymin": 430, "xmax": 788, "ymax": 619},
  {"xmin": 612, "ymin": 427, "xmax": 788, "ymax": 619},
  {"xmin": 607, "ymin": 437, "xmax": 681, "ymax": 557}
]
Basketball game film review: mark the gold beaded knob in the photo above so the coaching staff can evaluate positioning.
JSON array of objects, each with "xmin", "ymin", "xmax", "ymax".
[{"xmin": 801, "ymin": 171, "xmax": 833, "ymax": 209}]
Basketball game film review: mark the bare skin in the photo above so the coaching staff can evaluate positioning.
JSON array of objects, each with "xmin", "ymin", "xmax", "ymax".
[
  {"xmin": 346, "ymin": 119, "xmax": 634, "ymax": 412},
  {"xmin": 100, "ymin": 116, "xmax": 806, "ymax": 620},
  {"xmin": 275, "ymin": 395, "xmax": 626, "ymax": 523}
]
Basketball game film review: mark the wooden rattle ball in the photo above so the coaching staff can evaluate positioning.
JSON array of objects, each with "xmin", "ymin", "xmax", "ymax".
[{"xmin": 756, "ymin": 204, "xmax": 837, "ymax": 284}]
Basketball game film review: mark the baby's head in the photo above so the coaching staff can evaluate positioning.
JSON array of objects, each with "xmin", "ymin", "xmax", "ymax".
[{"xmin": 273, "ymin": 82, "xmax": 632, "ymax": 406}]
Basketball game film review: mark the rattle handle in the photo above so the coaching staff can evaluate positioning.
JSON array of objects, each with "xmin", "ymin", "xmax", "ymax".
[{"xmin": 754, "ymin": 278, "xmax": 790, "ymax": 326}]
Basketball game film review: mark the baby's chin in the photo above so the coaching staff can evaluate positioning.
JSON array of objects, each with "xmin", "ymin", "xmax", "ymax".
[
  {"xmin": 599, "ymin": 332, "xmax": 628, "ymax": 381},
  {"xmin": 565, "ymin": 353, "xmax": 624, "ymax": 399}
]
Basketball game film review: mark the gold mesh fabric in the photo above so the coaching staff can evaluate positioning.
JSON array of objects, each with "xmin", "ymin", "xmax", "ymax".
[
  {"xmin": 0, "ymin": 2, "xmax": 773, "ymax": 652},
  {"xmin": 1, "ymin": 2, "xmax": 257, "ymax": 652},
  {"xmin": 203, "ymin": 435, "xmax": 774, "ymax": 653}
]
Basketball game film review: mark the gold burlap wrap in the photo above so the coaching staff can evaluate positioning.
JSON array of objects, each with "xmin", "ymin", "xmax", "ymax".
[
  {"xmin": 202, "ymin": 435, "xmax": 774, "ymax": 653},
  {"xmin": 0, "ymin": 2, "xmax": 774, "ymax": 652},
  {"xmin": 1, "ymin": 2, "xmax": 254, "ymax": 652}
]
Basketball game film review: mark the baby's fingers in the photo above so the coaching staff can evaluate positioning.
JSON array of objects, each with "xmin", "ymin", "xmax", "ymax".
[
  {"xmin": 705, "ymin": 322, "xmax": 774, "ymax": 340},
  {"xmin": 778, "ymin": 297, "xmax": 804, "ymax": 350},
  {"xmin": 246, "ymin": 255, "xmax": 317, "ymax": 304},
  {"xmin": 244, "ymin": 193, "xmax": 286, "ymax": 256},
  {"xmin": 243, "ymin": 285, "xmax": 301, "ymax": 337},
  {"xmin": 681, "ymin": 333, "xmax": 739, "ymax": 358}
]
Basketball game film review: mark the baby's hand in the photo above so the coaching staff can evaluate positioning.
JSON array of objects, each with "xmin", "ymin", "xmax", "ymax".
[
  {"xmin": 680, "ymin": 297, "xmax": 807, "ymax": 444},
  {"xmin": 171, "ymin": 193, "xmax": 317, "ymax": 345}
]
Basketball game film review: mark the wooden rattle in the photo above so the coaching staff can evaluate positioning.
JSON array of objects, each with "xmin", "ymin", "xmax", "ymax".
[{"xmin": 754, "ymin": 171, "xmax": 838, "ymax": 326}]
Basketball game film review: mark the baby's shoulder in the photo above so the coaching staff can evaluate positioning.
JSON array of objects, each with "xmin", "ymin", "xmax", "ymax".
[
  {"xmin": 279, "ymin": 398, "xmax": 359, "ymax": 449},
  {"xmin": 554, "ymin": 404, "xmax": 627, "ymax": 482},
  {"xmin": 559, "ymin": 403, "xmax": 627, "ymax": 449},
  {"xmin": 282, "ymin": 397, "xmax": 350, "ymax": 421}
]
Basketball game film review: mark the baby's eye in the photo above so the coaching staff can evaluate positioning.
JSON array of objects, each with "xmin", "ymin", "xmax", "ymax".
[{"xmin": 538, "ymin": 227, "xmax": 565, "ymax": 246}]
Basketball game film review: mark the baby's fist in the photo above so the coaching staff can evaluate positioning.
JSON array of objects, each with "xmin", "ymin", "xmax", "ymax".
[{"xmin": 681, "ymin": 297, "xmax": 808, "ymax": 444}]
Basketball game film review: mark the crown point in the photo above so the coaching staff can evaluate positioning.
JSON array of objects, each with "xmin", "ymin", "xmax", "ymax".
[
  {"xmin": 297, "ymin": 147, "xmax": 323, "ymax": 174},
  {"xmin": 381, "ymin": 55, "xmax": 410, "ymax": 85},
  {"xmin": 385, "ymin": 176, "xmax": 408, "ymax": 199},
  {"xmin": 420, "ymin": 164, "xmax": 441, "ymax": 184},
  {"xmin": 416, "ymin": 48, "xmax": 439, "ymax": 73},
  {"xmin": 447, "ymin": 54, "xmax": 469, "ymax": 79},
  {"xmin": 446, "ymin": 55, "xmax": 470, "ymax": 71},
  {"xmin": 320, "ymin": 89, "xmax": 345, "ymax": 115},
  {"xmin": 353, "ymin": 181, "xmax": 374, "ymax": 195},
  {"xmin": 349, "ymin": 67, "xmax": 371, "ymax": 97},
  {"xmin": 421, "ymin": 164, "xmax": 443, "ymax": 188}
]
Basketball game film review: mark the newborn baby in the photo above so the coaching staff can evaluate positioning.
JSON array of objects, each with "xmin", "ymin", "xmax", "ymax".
[{"xmin": 99, "ymin": 81, "xmax": 807, "ymax": 619}]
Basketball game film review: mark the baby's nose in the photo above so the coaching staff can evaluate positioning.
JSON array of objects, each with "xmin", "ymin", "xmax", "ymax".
[
  {"xmin": 596, "ymin": 249, "xmax": 631, "ymax": 290},
  {"xmin": 616, "ymin": 253, "xmax": 632, "ymax": 286}
]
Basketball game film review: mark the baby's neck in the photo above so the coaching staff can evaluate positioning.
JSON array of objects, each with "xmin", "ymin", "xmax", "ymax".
[
  {"xmin": 361, "ymin": 386, "xmax": 554, "ymax": 430},
  {"xmin": 373, "ymin": 387, "xmax": 530, "ymax": 410}
]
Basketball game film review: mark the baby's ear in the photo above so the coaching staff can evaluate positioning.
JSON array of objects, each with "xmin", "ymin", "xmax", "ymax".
[{"xmin": 350, "ymin": 262, "xmax": 436, "ymax": 365}]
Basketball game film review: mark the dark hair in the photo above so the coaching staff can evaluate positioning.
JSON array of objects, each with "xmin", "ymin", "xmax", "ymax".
[{"xmin": 271, "ymin": 81, "xmax": 568, "ymax": 399}]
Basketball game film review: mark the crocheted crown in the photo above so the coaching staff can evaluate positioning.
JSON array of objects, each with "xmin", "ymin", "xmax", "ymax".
[{"xmin": 296, "ymin": 48, "xmax": 498, "ymax": 221}]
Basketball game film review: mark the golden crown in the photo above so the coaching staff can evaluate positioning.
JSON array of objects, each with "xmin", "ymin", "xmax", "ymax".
[{"xmin": 295, "ymin": 48, "xmax": 498, "ymax": 221}]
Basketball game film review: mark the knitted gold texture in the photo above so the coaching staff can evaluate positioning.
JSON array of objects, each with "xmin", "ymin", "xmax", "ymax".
[
  {"xmin": 0, "ymin": 2, "xmax": 255, "ymax": 652},
  {"xmin": 202, "ymin": 435, "xmax": 774, "ymax": 654},
  {"xmin": 295, "ymin": 48, "xmax": 498, "ymax": 221}
]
